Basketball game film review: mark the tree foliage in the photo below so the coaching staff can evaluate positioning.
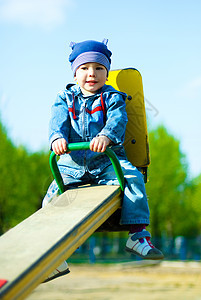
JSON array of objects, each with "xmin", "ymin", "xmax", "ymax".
[
  {"xmin": 146, "ymin": 125, "xmax": 201, "ymax": 237},
  {"xmin": 0, "ymin": 120, "xmax": 51, "ymax": 234}
]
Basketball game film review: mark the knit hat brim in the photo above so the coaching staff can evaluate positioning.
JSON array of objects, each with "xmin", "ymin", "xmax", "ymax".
[{"xmin": 71, "ymin": 51, "xmax": 110, "ymax": 75}]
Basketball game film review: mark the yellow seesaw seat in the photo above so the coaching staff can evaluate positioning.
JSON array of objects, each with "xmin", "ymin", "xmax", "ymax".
[{"xmin": 107, "ymin": 68, "xmax": 150, "ymax": 178}]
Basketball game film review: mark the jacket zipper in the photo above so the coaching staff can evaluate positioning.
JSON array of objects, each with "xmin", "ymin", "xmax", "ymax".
[
  {"xmin": 82, "ymin": 101, "xmax": 87, "ymax": 168},
  {"xmin": 82, "ymin": 101, "xmax": 86, "ymax": 141}
]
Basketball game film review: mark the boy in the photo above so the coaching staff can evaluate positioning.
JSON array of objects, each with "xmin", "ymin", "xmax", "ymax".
[{"xmin": 43, "ymin": 39, "xmax": 164, "ymax": 282}]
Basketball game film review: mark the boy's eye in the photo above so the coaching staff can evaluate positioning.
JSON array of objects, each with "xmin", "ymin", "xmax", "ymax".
[
  {"xmin": 96, "ymin": 67, "xmax": 104, "ymax": 70},
  {"xmin": 81, "ymin": 66, "xmax": 88, "ymax": 70}
]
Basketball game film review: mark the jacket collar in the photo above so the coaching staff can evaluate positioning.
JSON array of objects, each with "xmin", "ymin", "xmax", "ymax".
[{"xmin": 65, "ymin": 83, "xmax": 124, "ymax": 98}]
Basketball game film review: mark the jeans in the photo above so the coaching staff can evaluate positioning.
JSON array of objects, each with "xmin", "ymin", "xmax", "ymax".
[{"xmin": 42, "ymin": 159, "xmax": 150, "ymax": 225}]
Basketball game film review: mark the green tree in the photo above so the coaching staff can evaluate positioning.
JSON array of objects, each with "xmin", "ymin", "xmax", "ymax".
[
  {"xmin": 146, "ymin": 125, "xmax": 190, "ymax": 237},
  {"xmin": 0, "ymin": 120, "xmax": 51, "ymax": 234},
  {"xmin": 173, "ymin": 179, "xmax": 201, "ymax": 237},
  {"xmin": 0, "ymin": 121, "xmax": 16, "ymax": 233},
  {"xmin": 185, "ymin": 174, "xmax": 201, "ymax": 235}
]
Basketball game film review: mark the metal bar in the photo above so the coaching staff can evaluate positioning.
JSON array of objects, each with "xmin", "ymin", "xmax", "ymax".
[{"xmin": 49, "ymin": 142, "xmax": 125, "ymax": 194}]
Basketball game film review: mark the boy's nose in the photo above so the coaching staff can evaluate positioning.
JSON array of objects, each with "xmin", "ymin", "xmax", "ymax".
[{"xmin": 89, "ymin": 68, "xmax": 96, "ymax": 76}]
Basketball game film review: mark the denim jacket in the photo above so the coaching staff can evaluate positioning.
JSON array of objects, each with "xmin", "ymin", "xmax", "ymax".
[{"xmin": 49, "ymin": 84, "xmax": 128, "ymax": 177}]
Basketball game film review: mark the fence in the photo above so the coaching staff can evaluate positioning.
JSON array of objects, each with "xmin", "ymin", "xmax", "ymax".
[{"xmin": 68, "ymin": 233, "xmax": 201, "ymax": 264}]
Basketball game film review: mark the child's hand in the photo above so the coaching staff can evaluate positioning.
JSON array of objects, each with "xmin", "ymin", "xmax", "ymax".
[
  {"xmin": 52, "ymin": 138, "xmax": 70, "ymax": 155},
  {"xmin": 90, "ymin": 136, "xmax": 111, "ymax": 153}
]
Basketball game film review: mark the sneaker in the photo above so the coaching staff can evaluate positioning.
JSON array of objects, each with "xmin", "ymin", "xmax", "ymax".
[
  {"xmin": 125, "ymin": 229, "xmax": 164, "ymax": 260},
  {"xmin": 43, "ymin": 261, "xmax": 70, "ymax": 283}
]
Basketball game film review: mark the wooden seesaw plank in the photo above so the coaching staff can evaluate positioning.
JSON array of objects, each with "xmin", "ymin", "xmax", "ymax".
[{"xmin": 0, "ymin": 184, "xmax": 121, "ymax": 300}]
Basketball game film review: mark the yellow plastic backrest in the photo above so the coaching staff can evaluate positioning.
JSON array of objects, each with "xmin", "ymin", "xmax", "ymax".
[{"xmin": 107, "ymin": 68, "xmax": 150, "ymax": 168}]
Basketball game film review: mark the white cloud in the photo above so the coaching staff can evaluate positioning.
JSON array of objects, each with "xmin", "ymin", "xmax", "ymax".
[
  {"xmin": 175, "ymin": 76, "xmax": 201, "ymax": 100},
  {"xmin": 188, "ymin": 77, "xmax": 201, "ymax": 89},
  {"xmin": 0, "ymin": 0, "xmax": 73, "ymax": 29}
]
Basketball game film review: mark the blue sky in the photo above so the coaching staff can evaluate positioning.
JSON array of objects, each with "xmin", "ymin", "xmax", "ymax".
[{"xmin": 0, "ymin": 0, "xmax": 201, "ymax": 178}]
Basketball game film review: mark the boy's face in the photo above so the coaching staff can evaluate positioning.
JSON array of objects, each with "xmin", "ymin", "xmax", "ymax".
[{"xmin": 74, "ymin": 62, "xmax": 108, "ymax": 96}]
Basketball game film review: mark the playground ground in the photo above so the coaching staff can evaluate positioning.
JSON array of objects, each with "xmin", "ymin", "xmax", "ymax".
[{"xmin": 27, "ymin": 261, "xmax": 201, "ymax": 300}]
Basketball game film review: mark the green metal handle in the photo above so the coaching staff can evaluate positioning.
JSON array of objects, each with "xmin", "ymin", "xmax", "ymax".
[{"xmin": 49, "ymin": 142, "xmax": 125, "ymax": 194}]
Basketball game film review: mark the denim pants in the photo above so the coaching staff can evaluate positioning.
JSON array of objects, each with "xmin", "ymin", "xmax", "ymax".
[{"xmin": 42, "ymin": 159, "xmax": 150, "ymax": 225}]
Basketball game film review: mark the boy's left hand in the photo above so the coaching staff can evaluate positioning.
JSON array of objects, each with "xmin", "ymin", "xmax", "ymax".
[{"xmin": 90, "ymin": 136, "xmax": 111, "ymax": 153}]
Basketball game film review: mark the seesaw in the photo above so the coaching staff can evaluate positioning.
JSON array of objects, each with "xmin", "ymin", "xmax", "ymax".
[
  {"xmin": 0, "ymin": 143, "xmax": 124, "ymax": 300},
  {"xmin": 0, "ymin": 68, "xmax": 150, "ymax": 300}
]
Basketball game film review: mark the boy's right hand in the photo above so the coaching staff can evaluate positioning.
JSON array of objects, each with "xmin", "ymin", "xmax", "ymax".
[{"xmin": 52, "ymin": 138, "xmax": 70, "ymax": 155}]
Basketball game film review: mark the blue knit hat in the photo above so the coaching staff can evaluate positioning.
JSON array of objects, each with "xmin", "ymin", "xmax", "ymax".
[{"xmin": 69, "ymin": 39, "xmax": 112, "ymax": 75}]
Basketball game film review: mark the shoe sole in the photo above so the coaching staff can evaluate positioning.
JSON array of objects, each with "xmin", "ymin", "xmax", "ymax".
[
  {"xmin": 125, "ymin": 246, "xmax": 164, "ymax": 260},
  {"xmin": 43, "ymin": 268, "xmax": 70, "ymax": 283}
]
